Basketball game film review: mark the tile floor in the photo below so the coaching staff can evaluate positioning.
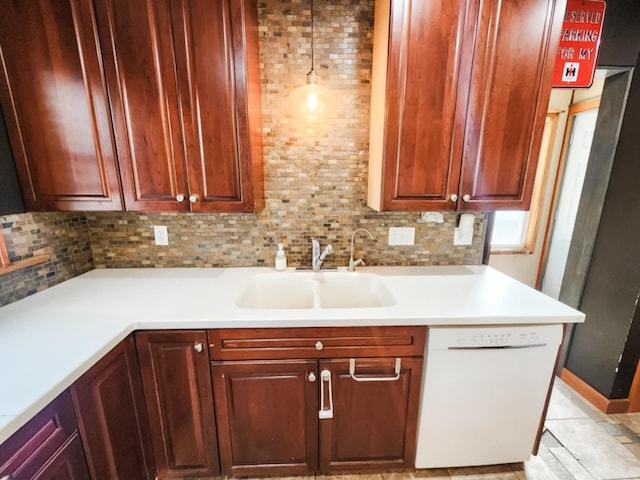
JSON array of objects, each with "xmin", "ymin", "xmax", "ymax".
[{"xmin": 223, "ymin": 377, "xmax": 640, "ymax": 480}]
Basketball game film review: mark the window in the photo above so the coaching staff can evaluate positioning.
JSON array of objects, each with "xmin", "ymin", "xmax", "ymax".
[{"xmin": 491, "ymin": 112, "xmax": 560, "ymax": 253}]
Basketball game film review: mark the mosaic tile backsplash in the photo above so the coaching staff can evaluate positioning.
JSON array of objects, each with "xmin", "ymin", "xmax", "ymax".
[
  {"xmin": 0, "ymin": 213, "xmax": 93, "ymax": 306},
  {"xmin": 1, "ymin": 0, "xmax": 485, "ymax": 305}
]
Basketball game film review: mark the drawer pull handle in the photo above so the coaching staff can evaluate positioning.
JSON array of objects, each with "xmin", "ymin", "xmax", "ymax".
[
  {"xmin": 349, "ymin": 358, "xmax": 401, "ymax": 382},
  {"xmin": 319, "ymin": 369, "xmax": 333, "ymax": 419},
  {"xmin": 315, "ymin": 341, "xmax": 324, "ymax": 351}
]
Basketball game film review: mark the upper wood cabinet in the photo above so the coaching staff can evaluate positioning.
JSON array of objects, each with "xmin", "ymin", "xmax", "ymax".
[
  {"xmin": 0, "ymin": 0, "xmax": 123, "ymax": 211},
  {"xmin": 368, "ymin": 0, "xmax": 566, "ymax": 211},
  {"xmin": 95, "ymin": 0, "xmax": 264, "ymax": 212}
]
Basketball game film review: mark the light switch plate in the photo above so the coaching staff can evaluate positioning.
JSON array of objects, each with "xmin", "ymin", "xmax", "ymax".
[
  {"xmin": 154, "ymin": 226, "xmax": 169, "ymax": 246},
  {"xmin": 388, "ymin": 227, "xmax": 415, "ymax": 246}
]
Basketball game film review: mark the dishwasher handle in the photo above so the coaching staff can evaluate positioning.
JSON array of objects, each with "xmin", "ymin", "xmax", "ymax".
[
  {"xmin": 349, "ymin": 358, "xmax": 401, "ymax": 382},
  {"xmin": 447, "ymin": 343, "xmax": 547, "ymax": 350}
]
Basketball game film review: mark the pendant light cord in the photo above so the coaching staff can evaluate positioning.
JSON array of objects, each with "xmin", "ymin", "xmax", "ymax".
[{"xmin": 310, "ymin": 0, "xmax": 315, "ymax": 71}]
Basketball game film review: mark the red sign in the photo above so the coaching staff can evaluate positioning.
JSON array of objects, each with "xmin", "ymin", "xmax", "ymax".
[{"xmin": 552, "ymin": 0, "xmax": 606, "ymax": 88}]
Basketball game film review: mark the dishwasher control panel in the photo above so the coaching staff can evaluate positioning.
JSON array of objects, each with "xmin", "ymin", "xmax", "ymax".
[{"xmin": 428, "ymin": 324, "xmax": 563, "ymax": 349}]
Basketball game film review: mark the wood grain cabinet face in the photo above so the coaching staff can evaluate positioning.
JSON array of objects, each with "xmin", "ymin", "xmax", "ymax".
[
  {"xmin": 209, "ymin": 327, "xmax": 426, "ymax": 476},
  {"xmin": 0, "ymin": 0, "xmax": 123, "ymax": 211},
  {"xmin": 212, "ymin": 360, "xmax": 319, "ymax": 476},
  {"xmin": 0, "ymin": 391, "xmax": 90, "ymax": 480},
  {"xmin": 95, "ymin": 0, "xmax": 264, "ymax": 213},
  {"xmin": 318, "ymin": 357, "xmax": 422, "ymax": 473},
  {"xmin": 71, "ymin": 336, "xmax": 155, "ymax": 480},
  {"xmin": 135, "ymin": 330, "xmax": 220, "ymax": 479},
  {"xmin": 368, "ymin": 0, "xmax": 565, "ymax": 211}
]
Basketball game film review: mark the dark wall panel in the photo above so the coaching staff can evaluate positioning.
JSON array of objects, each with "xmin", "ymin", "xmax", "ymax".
[
  {"xmin": 0, "ymin": 105, "xmax": 25, "ymax": 215},
  {"xmin": 566, "ymin": 54, "xmax": 640, "ymax": 398},
  {"xmin": 598, "ymin": 0, "xmax": 640, "ymax": 67}
]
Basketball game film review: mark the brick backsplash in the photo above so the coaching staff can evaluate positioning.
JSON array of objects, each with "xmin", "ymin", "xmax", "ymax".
[
  {"xmin": 1, "ymin": 0, "xmax": 485, "ymax": 305},
  {"xmin": 0, "ymin": 213, "xmax": 94, "ymax": 306}
]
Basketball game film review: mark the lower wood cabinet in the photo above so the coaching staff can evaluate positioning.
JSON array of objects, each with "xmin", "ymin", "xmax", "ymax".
[
  {"xmin": 71, "ymin": 336, "xmax": 155, "ymax": 480},
  {"xmin": 135, "ymin": 330, "xmax": 220, "ymax": 479},
  {"xmin": 318, "ymin": 357, "xmax": 422, "ymax": 473},
  {"xmin": 212, "ymin": 360, "xmax": 319, "ymax": 476},
  {"xmin": 209, "ymin": 327, "xmax": 426, "ymax": 476},
  {"xmin": 0, "ymin": 390, "xmax": 90, "ymax": 480},
  {"xmin": 29, "ymin": 435, "xmax": 90, "ymax": 480}
]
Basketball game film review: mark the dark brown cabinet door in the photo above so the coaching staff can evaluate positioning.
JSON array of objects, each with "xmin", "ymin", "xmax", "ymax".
[
  {"xmin": 95, "ymin": 0, "xmax": 264, "ymax": 213},
  {"xmin": 71, "ymin": 336, "xmax": 155, "ymax": 480},
  {"xmin": 171, "ymin": 0, "xmax": 264, "ymax": 212},
  {"xmin": 0, "ymin": 390, "xmax": 85, "ymax": 480},
  {"xmin": 136, "ymin": 331, "xmax": 220, "ymax": 479},
  {"xmin": 318, "ymin": 357, "xmax": 423, "ymax": 473},
  {"xmin": 459, "ymin": 0, "xmax": 565, "ymax": 210},
  {"xmin": 211, "ymin": 360, "xmax": 318, "ymax": 476},
  {"xmin": 371, "ymin": 0, "xmax": 477, "ymax": 211},
  {"xmin": 30, "ymin": 434, "xmax": 91, "ymax": 480},
  {"xmin": 94, "ymin": 0, "xmax": 188, "ymax": 212},
  {"xmin": 0, "ymin": 0, "xmax": 122, "ymax": 211}
]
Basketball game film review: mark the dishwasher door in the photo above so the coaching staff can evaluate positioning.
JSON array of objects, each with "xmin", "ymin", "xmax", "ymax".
[{"xmin": 415, "ymin": 324, "xmax": 562, "ymax": 468}]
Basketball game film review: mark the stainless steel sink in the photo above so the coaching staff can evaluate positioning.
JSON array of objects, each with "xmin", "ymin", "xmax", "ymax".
[{"xmin": 236, "ymin": 272, "xmax": 396, "ymax": 309}]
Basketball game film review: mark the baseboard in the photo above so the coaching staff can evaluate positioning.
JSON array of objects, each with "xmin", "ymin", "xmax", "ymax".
[{"xmin": 560, "ymin": 368, "xmax": 630, "ymax": 414}]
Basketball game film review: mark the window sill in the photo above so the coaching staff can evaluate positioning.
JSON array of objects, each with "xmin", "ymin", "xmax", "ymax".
[
  {"xmin": 0, "ymin": 254, "xmax": 49, "ymax": 276},
  {"xmin": 490, "ymin": 249, "xmax": 534, "ymax": 255}
]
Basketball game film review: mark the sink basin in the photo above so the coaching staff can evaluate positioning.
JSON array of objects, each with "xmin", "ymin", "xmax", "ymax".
[{"xmin": 236, "ymin": 272, "xmax": 396, "ymax": 309}]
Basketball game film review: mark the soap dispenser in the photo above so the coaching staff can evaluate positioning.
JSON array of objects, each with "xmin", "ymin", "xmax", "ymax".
[{"xmin": 275, "ymin": 243, "xmax": 287, "ymax": 271}]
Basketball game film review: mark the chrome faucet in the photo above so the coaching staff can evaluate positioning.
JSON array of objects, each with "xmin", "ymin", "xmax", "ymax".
[
  {"xmin": 348, "ymin": 228, "xmax": 375, "ymax": 271},
  {"xmin": 312, "ymin": 238, "xmax": 334, "ymax": 271}
]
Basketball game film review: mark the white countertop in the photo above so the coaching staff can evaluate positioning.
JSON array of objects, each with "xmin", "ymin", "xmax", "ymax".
[{"xmin": 0, "ymin": 265, "xmax": 584, "ymax": 444}]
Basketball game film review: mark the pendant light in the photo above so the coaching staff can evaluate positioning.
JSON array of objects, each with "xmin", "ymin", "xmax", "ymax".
[{"xmin": 286, "ymin": 0, "xmax": 333, "ymax": 122}]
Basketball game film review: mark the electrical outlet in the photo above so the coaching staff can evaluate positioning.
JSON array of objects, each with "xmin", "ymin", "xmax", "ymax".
[
  {"xmin": 153, "ymin": 226, "xmax": 169, "ymax": 246},
  {"xmin": 388, "ymin": 227, "xmax": 415, "ymax": 246}
]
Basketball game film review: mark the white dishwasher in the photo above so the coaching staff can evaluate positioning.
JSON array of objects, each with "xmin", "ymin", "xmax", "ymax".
[{"xmin": 415, "ymin": 324, "xmax": 562, "ymax": 468}]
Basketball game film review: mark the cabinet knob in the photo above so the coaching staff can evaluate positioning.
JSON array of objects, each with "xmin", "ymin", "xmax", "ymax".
[
  {"xmin": 189, "ymin": 194, "xmax": 199, "ymax": 203},
  {"xmin": 462, "ymin": 194, "xmax": 471, "ymax": 202},
  {"xmin": 315, "ymin": 341, "xmax": 324, "ymax": 351},
  {"xmin": 308, "ymin": 372, "xmax": 317, "ymax": 382},
  {"xmin": 194, "ymin": 342, "xmax": 203, "ymax": 353},
  {"xmin": 176, "ymin": 194, "xmax": 185, "ymax": 202},
  {"xmin": 450, "ymin": 194, "xmax": 458, "ymax": 202}
]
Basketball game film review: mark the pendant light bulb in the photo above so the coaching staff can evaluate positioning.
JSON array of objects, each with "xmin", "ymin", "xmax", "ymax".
[{"xmin": 306, "ymin": 69, "xmax": 319, "ymax": 111}]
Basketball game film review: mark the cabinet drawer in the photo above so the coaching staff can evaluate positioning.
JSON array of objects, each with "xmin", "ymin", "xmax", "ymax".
[
  {"xmin": 0, "ymin": 390, "xmax": 78, "ymax": 479},
  {"xmin": 208, "ymin": 326, "xmax": 426, "ymax": 360}
]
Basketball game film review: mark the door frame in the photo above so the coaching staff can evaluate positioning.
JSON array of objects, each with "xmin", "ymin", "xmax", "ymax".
[{"xmin": 535, "ymin": 99, "xmax": 601, "ymax": 289}]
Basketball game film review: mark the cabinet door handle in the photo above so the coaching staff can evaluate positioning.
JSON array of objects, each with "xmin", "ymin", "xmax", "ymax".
[
  {"xmin": 194, "ymin": 342, "xmax": 203, "ymax": 353},
  {"xmin": 462, "ymin": 194, "xmax": 471, "ymax": 202},
  {"xmin": 176, "ymin": 194, "xmax": 185, "ymax": 202},
  {"xmin": 307, "ymin": 372, "xmax": 317, "ymax": 382},
  {"xmin": 349, "ymin": 358, "xmax": 401, "ymax": 382},
  {"xmin": 189, "ymin": 194, "xmax": 199, "ymax": 203},
  {"xmin": 450, "ymin": 194, "xmax": 458, "ymax": 202},
  {"xmin": 319, "ymin": 369, "xmax": 333, "ymax": 419}
]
